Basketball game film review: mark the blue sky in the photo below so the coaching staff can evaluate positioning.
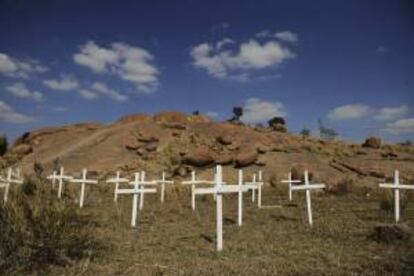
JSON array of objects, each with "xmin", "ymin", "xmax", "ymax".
[{"xmin": 0, "ymin": 0, "xmax": 413, "ymax": 142}]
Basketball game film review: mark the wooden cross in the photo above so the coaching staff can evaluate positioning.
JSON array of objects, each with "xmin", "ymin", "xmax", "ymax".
[
  {"xmin": 53, "ymin": 167, "xmax": 73, "ymax": 199},
  {"xmin": 106, "ymin": 171, "xmax": 129, "ymax": 202},
  {"xmin": 154, "ymin": 172, "xmax": 174, "ymax": 203},
  {"xmin": 47, "ymin": 170, "xmax": 58, "ymax": 189},
  {"xmin": 281, "ymin": 171, "xmax": 302, "ymax": 201},
  {"xmin": 116, "ymin": 172, "xmax": 157, "ymax": 227},
  {"xmin": 290, "ymin": 170, "xmax": 325, "ymax": 226},
  {"xmin": 194, "ymin": 165, "xmax": 249, "ymax": 251},
  {"xmin": 244, "ymin": 171, "xmax": 264, "ymax": 208},
  {"xmin": 379, "ymin": 170, "xmax": 414, "ymax": 223},
  {"xmin": 0, "ymin": 168, "xmax": 23, "ymax": 203},
  {"xmin": 182, "ymin": 170, "xmax": 216, "ymax": 210},
  {"xmin": 134, "ymin": 171, "xmax": 158, "ymax": 210},
  {"xmin": 70, "ymin": 168, "xmax": 98, "ymax": 208}
]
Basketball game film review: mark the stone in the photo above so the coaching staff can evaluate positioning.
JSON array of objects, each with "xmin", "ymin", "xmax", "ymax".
[
  {"xmin": 235, "ymin": 150, "xmax": 258, "ymax": 167},
  {"xmin": 362, "ymin": 136, "xmax": 381, "ymax": 149},
  {"xmin": 145, "ymin": 142, "xmax": 158, "ymax": 152},
  {"xmin": 124, "ymin": 136, "xmax": 141, "ymax": 150},
  {"xmin": 216, "ymin": 154, "xmax": 233, "ymax": 165},
  {"xmin": 255, "ymin": 155, "xmax": 266, "ymax": 166},
  {"xmin": 216, "ymin": 135, "xmax": 232, "ymax": 145},
  {"xmin": 182, "ymin": 149, "xmax": 214, "ymax": 167}
]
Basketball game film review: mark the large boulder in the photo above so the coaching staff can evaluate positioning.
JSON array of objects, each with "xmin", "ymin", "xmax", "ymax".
[
  {"xmin": 235, "ymin": 150, "xmax": 258, "ymax": 167},
  {"xmin": 362, "ymin": 136, "xmax": 381, "ymax": 149},
  {"xmin": 124, "ymin": 136, "xmax": 141, "ymax": 150},
  {"xmin": 216, "ymin": 135, "xmax": 232, "ymax": 146},
  {"xmin": 182, "ymin": 149, "xmax": 215, "ymax": 167}
]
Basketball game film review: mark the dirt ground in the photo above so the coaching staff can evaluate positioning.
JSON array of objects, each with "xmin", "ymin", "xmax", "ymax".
[{"xmin": 40, "ymin": 179, "xmax": 414, "ymax": 276}]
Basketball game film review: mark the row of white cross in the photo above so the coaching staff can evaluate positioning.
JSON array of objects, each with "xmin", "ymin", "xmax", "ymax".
[{"xmin": 2, "ymin": 165, "xmax": 412, "ymax": 252}]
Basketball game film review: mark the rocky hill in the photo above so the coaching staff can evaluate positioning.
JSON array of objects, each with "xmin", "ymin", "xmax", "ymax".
[{"xmin": 2, "ymin": 111, "xmax": 414, "ymax": 191}]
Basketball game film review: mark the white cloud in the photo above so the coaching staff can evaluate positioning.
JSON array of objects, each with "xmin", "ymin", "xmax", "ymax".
[
  {"xmin": 241, "ymin": 98, "xmax": 287, "ymax": 124},
  {"xmin": 43, "ymin": 74, "xmax": 79, "ymax": 91},
  {"xmin": 382, "ymin": 118, "xmax": 414, "ymax": 135},
  {"xmin": 91, "ymin": 82, "xmax": 127, "ymax": 102},
  {"xmin": 216, "ymin": 38, "xmax": 234, "ymax": 49},
  {"xmin": 73, "ymin": 41, "xmax": 159, "ymax": 92},
  {"xmin": 256, "ymin": 30, "xmax": 298, "ymax": 43},
  {"xmin": 274, "ymin": 31, "xmax": 298, "ymax": 43},
  {"xmin": 6, "ymin": 82, "xmax": 43, "ymax": 102},
  {"xmin": 0, "ymin": 100, "xmax": 35, "ymax": 124},
  {"xmin": 374, "ymin": 105, "xmax": 409, "ymax": 121},
  {"xmin": 79, "ymin": 89, "xmax": 98, "ymax": 100},
  {"xmin": 190, "ymin": 38, "xmax": 295, "ymax": 81},
  {"xmin": 328, "ymin": 104, "xmax": 374, "ymax": 120},
  {"xmin": 0, "ymin": 53, "xmax": 48, "ymax": 78}
]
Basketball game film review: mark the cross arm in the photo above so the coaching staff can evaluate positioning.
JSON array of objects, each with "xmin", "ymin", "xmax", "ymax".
[
  {"xmin": 70, "ymin": 179, "xmax": 98, "ymax": 184},
  {"xmin": 380, "ymin": 183, "xmax": 414, "ymax": 190},
  {"xmin": 290, "ymin": 184, "xmax": 325, "ymax": 191},
  {"xmin": 116, "ymin": 187, "xmax": 157, "ymax": 194},
  {"xmin": 281, "ymin": 180, "xmax": 302, "ymax": 183},
  {"xmin": 106, "ymin": 178, "xmax": 129, "ymax": 183}
]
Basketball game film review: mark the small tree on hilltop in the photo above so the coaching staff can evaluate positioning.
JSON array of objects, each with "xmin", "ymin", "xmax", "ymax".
[
  {"xmin": 0, "ymin": 135, "xmax": 8, "ymax": 156},
  {"xmin": 268, "ymin": 117, "xmax": 287, "ymax": 132},
  {"xmin": 318, "ymin": 119, "xmax": 338, "ymax": 140},
  {"xmin": 192, "ymin": 110, "xmax": 200, "ymax": 116},
  {"xmin": 232, "ymin": 106, "xmax": 243, "ymax": 121}
]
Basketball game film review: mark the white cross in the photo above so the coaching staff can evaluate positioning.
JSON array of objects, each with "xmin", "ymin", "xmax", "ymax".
[
  {"xmin": 290, "ymin": 170, "xmax": 325, "ymax": 226},
  {"xmin": 244, "ymin": 171, "xmax": 264, "ymax": 208},
  {"xmin": 106, "ymin": 171, "xmax": 129, "ymax": 202},
  {"xmin": 70, "ymin": 168, "xmax": 98, "ymax": 208},
  {"xmin": 281, "ymin": 172, "xmax": 302, "ymax": 201},
  {"xmin": 53, "ymin": 167, "xmax": 73, "ymax": 199},
  {"xmin": 0, "ymin": 168, "xmax": 23, "ymax": 203},
  {"xmin": 116, "ymin": 172, "xmax": 157, "ymax": 227},
  {"xmin": 47, "ymin": 170, "xmax": 58, "ymax": 189},
  {"xmin": 379, "ymin": 170, "xmax": 414, "ymax": 223},
  {"xmin": 154, "ymin": 172, "xmax": 174, "ymax": 203},
  {"xmin": 181, "ymin": 171, "xmax": 216, "ymax": 210},
  {"xmin": 134, "ymin": 171, "xmax": 158, "ymax": 210},
  {"xmin": 194, "ymin": 165, "xmax": 249, "ymax": 251}
]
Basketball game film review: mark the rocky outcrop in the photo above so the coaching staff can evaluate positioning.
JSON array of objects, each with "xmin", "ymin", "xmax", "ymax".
[{"xmin": 362, "ymin": 137, "xmax": 381, "ymax": 149}]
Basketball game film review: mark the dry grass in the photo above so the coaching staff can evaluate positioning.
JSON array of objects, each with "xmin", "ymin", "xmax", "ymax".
[
  {"xmin": 0, "ymin": 176, "xmax": 100, "ymax": 274},
  {"xmin": 26, "ymin": 181, "xmax": 413, "ymax": 275}
]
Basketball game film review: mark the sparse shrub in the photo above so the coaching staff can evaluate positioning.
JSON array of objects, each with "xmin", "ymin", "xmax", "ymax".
[
  {"xmin": 362, "ymin": 136, "xmax": 381, "ymax": 149},
  {"xmin": 318, "ymin": 119, "xmax": 338, "ymax": 140},
  {"xmin": 0, "ymin": 135, "xmax": 7, "ymax": 156},
  {"xmin": 192, "ymin": 110, "xmax": 200, "ymax": 115},
  {"xmin": 379, "ymin": 189, "xmax": 408, "ymax": 213},
  {"xmin": 327, "ymin": 176, "xmax": 353, "ymax": 196},
  {"xmin": 232, "ymin": 106, "xmax": 243, "ymax": 121},
  {"xmin": 300, "ymin": 128, "xmax": 311, "ymax": 138},
  {"xmin": 268, "ymin": 117, "xmax": 287, "ymax": 132},
  {"xmin": 0, "ymin": 177, "xmax": 99, "ymax": 273},
  {"xmin": 369, "ymin": 224, "xmax": 411, "ymax": 244},
  {"xmin": 33, "ymin": 161, "xmax": 44, "ymax": 178}
]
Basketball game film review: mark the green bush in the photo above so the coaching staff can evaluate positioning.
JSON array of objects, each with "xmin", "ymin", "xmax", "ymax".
[{"xmin": 0, "ymin": 177, "xmax": 99, "ymax": 273}]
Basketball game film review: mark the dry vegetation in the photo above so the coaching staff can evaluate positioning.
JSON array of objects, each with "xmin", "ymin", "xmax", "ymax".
[{"xmin": 1, "ymin": 173, "xmax": 413, "ymax": 275}]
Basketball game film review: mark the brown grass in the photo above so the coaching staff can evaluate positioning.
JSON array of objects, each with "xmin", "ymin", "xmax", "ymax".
[{"xmin": 30, "ymin": 181, "xmax": 414, "ymax": 275}]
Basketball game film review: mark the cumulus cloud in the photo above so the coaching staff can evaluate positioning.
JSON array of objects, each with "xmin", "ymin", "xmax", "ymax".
[
  {"xmin": 241, "ymin": 98, "xmax": 287, "ymax": 124},
  {"xmin": 382, "ymin": 118, "xmax": 414, "ymax": 135},
  {"xmin": 78, "ymin": 82, "xmax": 127, "ymax": 102},
  {"xmin": 79, "ymin": 89, "xmax": 99, "ymax": 100},
  {"xmin": 328, "ymin": 104, "xmax": 374, "ymax": 120},
  {"xmin": 256, "ymin": 30, "xmax": 298, "ymax": 43},
  {"xmin": 73, "ymin": 41, "xmax": 159, "ymax": 92},
  {"xmin": 190, "ymin": 38, "xmax": 295, "ymax": 81},
  {"xmin": 374, "ymin": 105, "xmax": 409, "ymax": 121},
  {"xmin": 6, "ymin": 82, "xmax": 43, "ymax": 102},
  {"xmin": 0, "ymin": 100, "xmax": 35, "ymax": 124},
  {"xmin": 43, "ymin": 74, "xmax": 79, "ymax": 91},
  {"xmin": 91, "ymin": 82, "xmax": 127, "ymax": 102},
  {"xmin": 0, "ymin": 53, "xmax": 48, "ymax": 78}
]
